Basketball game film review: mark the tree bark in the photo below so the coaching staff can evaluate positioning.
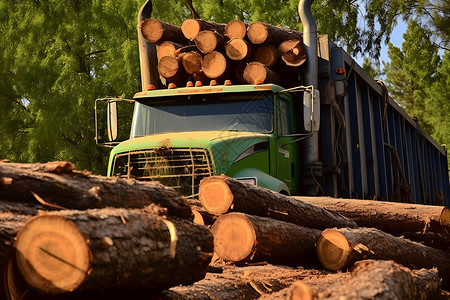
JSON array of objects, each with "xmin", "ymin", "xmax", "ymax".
[
  {"xmin": 0, "ymin": 161, "xmax": 192, "ymax": 219},
  {"xmin": 295, "ymin": 196, "xmax": 450, "ymax": 235},
  {"xmin": 181, "ymin": 19, "xmax": 226, "ymax": 41},
  {"xmin": 316, "ymin": 227, "xmax": 450, "ymax": 287},
  {"xmin": 14, "ymin": 208, "xmax": 213, "ymax": 295},
  {"xmin": 211, "ymin": 212, "xmax": 320, "ymax": 265},
  {"xmin": 247, "ymin": 22, "xmax": 303, "ymax": 45},
  {"xmin": 194, "ymin": 30, "xmax": 228, "ymax": 54},
  {"xmin": 254, "ymin": 43, "xmax": 279, "ymax": 68},
  {"xmin": 225, "ymin": 20, "xmax": 248, "ymax": 40},
  {"xmin": 141, "ymin": 18, "xmax": 189, "ymax": 45},
  {"xmin": 278, "ymin": 40, "xmax": 307, "ymax": 67},
  {"xmin": 225, "ymin": 38, "xmax": 253, "ymax": 61},
  {"xmin": 164, "ymin": 264, "xmax": 333, "ymax": 300},
  {"xmin": 199, "ymin": 175, "xmax": 357, "ymax": 230},
  {"xmin": 243, "ymin": 61, "xmax": 281, "ymax": 84}
]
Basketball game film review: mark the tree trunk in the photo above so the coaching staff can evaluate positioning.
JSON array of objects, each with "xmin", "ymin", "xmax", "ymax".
[
  {"xmin": 141, "ymin": 18, "xmax": 189, "ymax": 45},
  {"xmin": 164, "ymin": 264, "xmax": 333, "ymax": 300},
  {"xmin": 254, "ymin": 44, "xmax": 279, "ymax": 68},
  {"xmin": 194, "ymin": 30, "xmax": 228, "ymax": 54},
  {"xmin": 320, "ymin": 260, "xmax": 441, "ymax": 300},
  {"xmin": 243, "ymin": 61, "xmax": 281, "ymax": 84},
  {"xmin": 225, "ymin": 38, "xmax": 253, "ymax": 61},
  {"xmin": 14, "ymin": 208, "xmax": 213, "ymax": 295},
  {"xmin": 181, "ymin": 19, "xmax": 226, "ymax": 41},
  {"xmin": 316, "ymin": 227, "xmax": 450, "ymax": 287},
  {"xmin": 294, "ymin": 196, "xmax": 450, "ymax": 235},
  {"xmin": 201, "ymin": 51, "xmax": 230, "ymax": 80},
  {"xmin": 158, "ymin": 56, "xmax": 188, "ymax": 85},
  {"xmin": 199, "ymin": 175, "xmax": 357, "ymax": 230},
  {"xmin": 247, "ymin": 22, "xmax": 303, "ymax": 45},
  {"xmin": 180, "ymin": 51, "xmax": 203, "ymax": 75},
  {"xmin": 278, "ymin": 40, "xmax": 307, "ymax": 67},
  {"xmin": 225, "ymin": 20, "xmax": 248, "ymax": 40},
  {"xmin": 0, "ymin": 161, "xmax": 192, "ymax": 219},
  {"xmin": 211, "ymin": 212, "xmax": 320, "ymax": 265}
]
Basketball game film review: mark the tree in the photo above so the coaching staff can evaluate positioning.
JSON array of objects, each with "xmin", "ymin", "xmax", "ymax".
[{"xmin": 383, "ymin": 20, "xmax": 440, "ymax": 135}]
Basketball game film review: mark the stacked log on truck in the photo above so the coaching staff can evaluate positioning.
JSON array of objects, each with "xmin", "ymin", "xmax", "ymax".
[{"xmin": 140, "ymin": 18, "xmax": 307, "ymax": 87}]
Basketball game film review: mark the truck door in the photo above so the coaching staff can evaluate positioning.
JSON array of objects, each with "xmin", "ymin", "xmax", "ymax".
[{"xmin": 276, "ymin": 96, "xmax": 299, "ymax": 195}]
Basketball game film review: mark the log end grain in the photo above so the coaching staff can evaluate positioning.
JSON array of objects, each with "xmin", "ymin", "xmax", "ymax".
[
  {"xmin": 195, "ymin": 30, "xmax": 219, "ymax": 54},
  {"xmin": 316, "ymin": 229, "xmax": 351, "ymax": 271},
  {"xmin": 199, "ymin": 176, "xmax": 234, "ymax": 214},
  {"xmin": 201, "ymin": 51, "xmax": 227, "ymax": 79},
  {"xmin": 181, "ymin": 51, "xmax": 203, "ymax": 75},
  {"xmin": 440, "ymin": 207, "xmax": 450, "ymax": 227},
  {"xmin": 192, "ymin": 208, "xmax": 205, "ymax": 225},
  {"xmin": 14, "ymin": 215, "xmax": 91, "ymax": 295},
  {"xmin": 243, "ymin": 61, "xmax": 269, "ymax": 84},
  {"xmin": 225, "ymin": 20, "xmax": 247, "ymax": 39},
  {"xmin": 254, "ymin": 44, "xmax": 278, "ymax": 67},
  {"xmin": 210, "ymin": 213, "xmax": 256, "ymax": 262},
  {"xmin": 141, "ymin": 18, "xmax": 163, "ymax": 44},
  {"xmin": 279, "ymin": 40, "xmax": 306, "ymax": 67},
  {"xmin": 157, "ymin": 41, "xmax": 178, "ymax": 60},
  {"xmin": 181, "ymin": 19, "xmax": 202, "ymax": 40},
  {"xmin": 225, "ymin": 38, "xmax": 251, "ymax": 61},
  {"xmin": 247, "ymin": 22, "xmax": 269, "ymax": 44}
]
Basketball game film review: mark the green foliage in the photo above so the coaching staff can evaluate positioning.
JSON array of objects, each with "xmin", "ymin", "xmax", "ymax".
[{"xmin": 362, "ymin": 57, "xmax": 383, "ymax": 79}]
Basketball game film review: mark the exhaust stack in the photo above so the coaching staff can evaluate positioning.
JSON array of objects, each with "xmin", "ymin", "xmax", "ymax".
[{"xmin": 299, "ymin": 0, "xmax": 322, "ymax": 195}]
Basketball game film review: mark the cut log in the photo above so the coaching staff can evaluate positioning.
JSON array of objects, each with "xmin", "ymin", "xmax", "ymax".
[
  {"xmin": 180, "ymin": 51, "xmax": 203, "ymax": 75},
  {"xmin": 181, "ymin": 19, "xmax": 226, "ymax": 41},
  {"xmin": 201, "ymin": 51, "xmax": 229, "ymax": 79},
  {"xmin": 157, "ymin": 41, "xmax": 183, "ymax": 59},
  {"xmin": 225, "ymin": 38, "xmax": 253, "ymax": 61},
  {"xmin": 194, "ymin": 30, "xmax": 228, "ymax": 54},
  {"xmin": 164, "ymin": 264, "xmax": 334, "ymax": 300},
  {"xmin": 278, "ymin": 39, "xmax": 306, "ymax": 67},
  {"xmin": 158, "ymin": 56, "xmax": 188, "ymax": 84},
  {"xmin": 247, "ymin": 22, "xmax": 303, "ymax": 45},
  {"xmin": 258, "ymin": 281, "xmax": 318, "ymax": 300},
  {"xmin": 243, "ymin": 61, "xmax": 281, "ymax": 84},
  {"xmin": 141, "ymin": 18, "xmax": 189, "ymax": 45},
  {"xmin": 199, "ymin": 175, "xmax": 357, "ymax": 230},
  {"xmin": 0, "ymin": 161, "xmax": 192, "ymax": 219},
  {"xmin": 14, "ymin": 209, "xmax": 213, "ymax": 295},
  {"xmin": 211, "ymin": 212, "xmax": 320, "ymax": 265},
  {"xmin": 225, "ymin": 20, "xmax": 248, "ymax": 39},
  {"xmin": 316, "ymin": 227, "xmax": 450, "ymax": 287},
  {"xmin": 254, "ymin": 43, "xmax": 279, "ymax": 68},
  {"xmin": 294, "ymin": 196, "xmax": 450, "ymax": 235},
  {"xmin": 320, "ymin": 260, "xmax": 441, "ymax": 300}
]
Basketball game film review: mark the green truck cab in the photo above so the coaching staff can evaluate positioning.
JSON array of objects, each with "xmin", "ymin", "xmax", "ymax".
[{"xmin": 100, "ymin": 83, "xmax": 317, "ymax": 198}]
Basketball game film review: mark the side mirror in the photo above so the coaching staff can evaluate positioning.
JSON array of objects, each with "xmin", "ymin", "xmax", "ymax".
[
  {"xmin": 303, "ymin": 89, "xmax": 320, "ymax": 132},
  {"xmin": 107, "ymin": 101, "xmax": 118, "ymax": 141}
]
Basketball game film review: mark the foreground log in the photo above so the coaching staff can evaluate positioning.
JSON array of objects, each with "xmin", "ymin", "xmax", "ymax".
[
  {"xmin": 180, "ymin": 51, "xmax": 203, "ymax": 75},
  {"xmin": 262, "ymin": 260, "xmax": 441, "ymax": 300},
  {"xmin": 316, "ymin": 227, "xmax": 450, "ymax": 287},
  {"xmin": 199, "ymin": 175, "xmax": 357, "ymax": 230},
  {"xmin": 211, "ymin": 213, "xmax": 320, "ymax": 265},
  {"xmin": 295, "ymin": 196, "xmax": 450, "ymax": 235},
  {"xmin": 181, "ymin": 19, "xmax": 226, "ymax": 41},
  {"xmin": 247, "ymin": 22, "xmax": 303, "ymax": 45},
  {"xmin": 243, "ymin": 61, "xmax": 281, "ymax": 84},
  {"xmin": 157, "ymin": 42, "xmax": 197, "ymax": 60},
  {"xmin": 141, "ymin": 18, "xmax": 189, "ymax": 45},
  {"xmin": 225, "ymin": 20, "xmax": 248, "ymax": 39},
  {"xmin": 14, "ymin": 209, "xmax": 213, "ymax": 295},
  {"xmin": 194, "ymin": 30, "xmax": 228, "ymax": 54},
  {"xmin": 225, "ymin": 38, "xmax": 253, "ymax": 61},
  {"xmin": 254, "ymin": 43, "xmax": 279, "ymax": 68},
  {"xmin": 0, "ymin": 161, "xmax": 192, "ymax": 219},
  {"xmin": 278, "ymin": 39, "xmax": 306, "ymax": 67},
  {"xmin": 164, "ymin": 264, "xmax": 335, "ymax": 300},
  {"xmin": 201, "ymin": 51, "xmax": 229, "ymax": 79},
  {"xmin": 158, "ymin": 56, "xmax": 188, "ymax": 84}
]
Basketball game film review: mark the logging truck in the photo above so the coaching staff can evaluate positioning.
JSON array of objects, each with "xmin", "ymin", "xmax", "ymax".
[{"xmin": 95, "ymin": 0, "xmax": 450, "ymax": 206}]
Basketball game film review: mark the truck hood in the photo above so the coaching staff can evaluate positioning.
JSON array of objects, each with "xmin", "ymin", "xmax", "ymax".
[{"xmin": 110, "ymin": 131, "xmax": 269, "ymax": 174}]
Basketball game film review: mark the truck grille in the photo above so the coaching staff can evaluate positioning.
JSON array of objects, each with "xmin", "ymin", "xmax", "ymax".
[{"xmin": 112, "ymin": 148, "xmax": 213, "ymax": 197}]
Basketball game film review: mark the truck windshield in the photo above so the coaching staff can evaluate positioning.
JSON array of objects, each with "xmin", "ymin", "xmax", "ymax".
[{"xmin": 131, "ymin": 91, "xmax": 274, "ymax": 137}]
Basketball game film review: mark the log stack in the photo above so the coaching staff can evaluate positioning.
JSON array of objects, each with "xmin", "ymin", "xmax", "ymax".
[{"xmin": 139, "ymin": 18, "xmax": 307, "ymax": 87}]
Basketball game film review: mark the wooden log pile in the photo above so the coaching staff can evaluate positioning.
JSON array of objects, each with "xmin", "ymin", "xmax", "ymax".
[
  {"xmin": 0, "ymin": 161, "xmax": 213, "ymax": 299},
  {"xmin": 139, "ymin": 18, "xmax": 307, "ymax": 87}
]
